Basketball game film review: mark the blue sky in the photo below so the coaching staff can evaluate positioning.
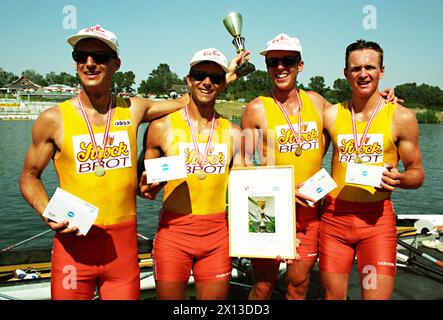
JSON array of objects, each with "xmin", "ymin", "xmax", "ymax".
[{"xmin": 1, "ymin": 0, "xmax": 442, "ymax": 90}]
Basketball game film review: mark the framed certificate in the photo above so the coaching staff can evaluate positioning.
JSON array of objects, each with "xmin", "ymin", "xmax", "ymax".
[{"xmin": 228, "ymin": 166, "xmax": 296, "ymax": 259}]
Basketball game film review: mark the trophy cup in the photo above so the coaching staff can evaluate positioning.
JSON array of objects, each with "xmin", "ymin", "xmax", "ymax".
[
  {"xmin": 223, "ymin": 12, "xmax": 256, "ymax": 77},
  {"xmin": 257, "ymin": 199, "xmax": 267, "ymax": 233}
]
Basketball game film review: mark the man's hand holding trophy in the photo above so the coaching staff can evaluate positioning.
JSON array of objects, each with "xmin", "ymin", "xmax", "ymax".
[{"xmin": 223, "ymin": 12, "xmax": 256, "ymax": 79}]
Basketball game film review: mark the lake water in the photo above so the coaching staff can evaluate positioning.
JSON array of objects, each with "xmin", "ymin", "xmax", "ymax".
[{"xmin": 0, "ymin": 121, "xmax": 441, "ymax": 251}]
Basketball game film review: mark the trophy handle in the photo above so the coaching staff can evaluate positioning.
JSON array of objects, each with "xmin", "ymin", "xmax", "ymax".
[{"xmin": 236, "ymin": 61, "xmax": 256, "ymax": 77}]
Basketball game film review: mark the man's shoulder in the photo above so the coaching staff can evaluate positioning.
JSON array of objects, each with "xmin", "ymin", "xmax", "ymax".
[
  {"xmin": 303, "ymin": 90, "xmax": 328, "ymax": 106},
  {"xmin": 393, "ymin": 103, "xmax": 417, "ymax": 123},
  {"xmin": 148, "ymin": 112, "xmax": 174, "ymax": 130},
  {"xmin": 37, "ymin": 104, "xmax": 62, "ymax": 124},
  {"xmin": 243, "ymin": 97, "xmax": 265, "ymax": 113}
]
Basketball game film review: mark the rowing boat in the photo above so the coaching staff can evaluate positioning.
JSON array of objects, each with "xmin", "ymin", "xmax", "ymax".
[
  {"xmin": 1, "ymin": 215, "xmax": 442, "ymax": 300},
  {"xmin": 0, "ymin": 238, "xmax": 252, "ymax": 300}
]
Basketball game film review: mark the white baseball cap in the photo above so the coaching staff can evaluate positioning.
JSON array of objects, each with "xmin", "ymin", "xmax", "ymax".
[
  {"xmin": 260, "ymin": 33, "xmax": 302, "ymax": 56},
  {"xmin": 190, "ymin": 48, "xmax": 229, "ymax": 73},
  {"xmin": 67, "ymin": 25, "xmax": 119, "ymax": 55}
]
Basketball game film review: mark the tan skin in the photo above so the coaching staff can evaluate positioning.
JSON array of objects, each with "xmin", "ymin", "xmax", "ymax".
[
  {"xmin": 321, "ymin": 48, "xmax": 425, "ymax": 300},
  {"xmin": 139, "ymin": 62, "xmax": 244, "ymax": 300},
  {"xmin": 19, "ymin": 38, "xmax": 189, "ymax": 235},
  {"xmin": 242, "ymin": 50, "xmax": 398, "ymax": 300}
]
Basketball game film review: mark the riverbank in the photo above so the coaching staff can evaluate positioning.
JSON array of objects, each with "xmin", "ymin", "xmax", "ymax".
[
  {"xmin": 1, "ymin": 98, "xmax": 441, "ymax": 123},
  {"xmin": 0, "ymin": 99, "xmax": 245, "ymax": 121}
]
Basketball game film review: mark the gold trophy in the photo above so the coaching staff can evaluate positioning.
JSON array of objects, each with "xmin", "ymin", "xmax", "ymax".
[
  {"xmin": 223, "ymin": 12, "xmax": 256, "ymax": 77},
  {"xmin": 257, "ymin": 199, "xmax": 267, "ymax": 233}
]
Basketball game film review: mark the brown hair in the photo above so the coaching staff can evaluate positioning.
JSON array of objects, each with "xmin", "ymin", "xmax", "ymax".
[{"xmin": 345, "ymin": 39, "xmax": 383, "ymax": 68}]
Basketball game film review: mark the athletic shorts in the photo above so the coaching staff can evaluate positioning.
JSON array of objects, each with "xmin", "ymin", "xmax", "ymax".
[
  {"xmin": 51, "ymin": 219, "xmax": 140, "ymax": 300},
  {"xmin": 152, "ymin": 210, "xmax": 231, "ymax": 282},
  {"xmin": 252, "ymin": 205, "xmax": 320, "ymax": 268},
  {"xmin": 319, "ymin": 196, "xmax": 397, "ymax": 276}
]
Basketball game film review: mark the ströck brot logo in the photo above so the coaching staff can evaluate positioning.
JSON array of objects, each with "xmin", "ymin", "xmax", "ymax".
[
  {"xmin": 66, "ymin": 211, "xmax": 75, "ymax": 218},
  {"xmin": 161, "ymin": 164, "xmax": 170, "ymax": 171}
]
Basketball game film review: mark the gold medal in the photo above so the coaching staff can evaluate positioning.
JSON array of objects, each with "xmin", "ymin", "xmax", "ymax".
[
  {"xmin": 295, "ymin": 145, "xmax": 303, "ymax": 156},
  {"xmin": 196, "ymin": 169, "xmax": 207, "ymax": 180},
  {"xmin": 94, "ymin": 165, "xmax": 106, "ymax": 177},
  {"xmin": 354, "ymin": 157, "xmax": 363, "ymax": 164}
]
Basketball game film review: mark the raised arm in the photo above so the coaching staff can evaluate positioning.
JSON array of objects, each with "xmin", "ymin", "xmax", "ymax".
[
  {"xmin": 381, "ymin": 105, "xmax": 425, "ymax": 190},
  {"xmin": 130, "ymin": 93, "xmax": 189, "ymax": 127}
]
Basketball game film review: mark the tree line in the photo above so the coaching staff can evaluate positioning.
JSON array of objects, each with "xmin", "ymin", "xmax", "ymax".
[{"xmin": 1, "ymin": 65, "xmax": 442, "ymax": 122}]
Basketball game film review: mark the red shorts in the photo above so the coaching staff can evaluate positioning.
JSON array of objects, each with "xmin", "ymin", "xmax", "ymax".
[
  {"xmin": 252, "ymin": 205, "xmax": 320, "ymax": 268},
  {"xmin": 51, "ymin": 220, "xmax": 140, "ymax": 300},
  {"xmin": 319, "ymin": 197, "xmax": 397, "ymax": 276},
  {"xmin": 153, "ymin": 210, "xmax": 231, "ymax": 282}
]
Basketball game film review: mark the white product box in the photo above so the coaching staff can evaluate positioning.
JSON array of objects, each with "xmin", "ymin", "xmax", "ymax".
[
  {"xmin": 345, "ymin": 162, "xmax": 387, "ymax": 187},
  {"xmin": 144, "ymin": 155, "xmax": 187, "ymax": 183},
  {"xmin": 42, "ymin": 187, "xmax": 98, "ymax": 235},
  {"xmin": 299, "ymin": 168, "xmax": 337, "ymax": 206}
]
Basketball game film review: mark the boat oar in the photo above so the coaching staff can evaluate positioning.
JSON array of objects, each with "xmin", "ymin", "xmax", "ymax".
[
  {"xmin": 1, "ymin": 229, "xmax": 53, "ymax": 253},
  {"xmin": 397, "ymin": 238, "xmax": 443, "ymax": 268},
  {"xmin": 137, "ymin": 233, "xmax": 150, "ymax": 241}
]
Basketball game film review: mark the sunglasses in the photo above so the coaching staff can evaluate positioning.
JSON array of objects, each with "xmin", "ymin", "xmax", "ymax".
[
  {"xmin": 265, "ymin": 56, "xmax": 300, "ymax": 68},
  {"xmin": 72, "ymin": 51, "xmax": 117, "ymax": 64},
  {"xmin": 189, "ymin": 70, "xmax": 226, "ymax": 85}
]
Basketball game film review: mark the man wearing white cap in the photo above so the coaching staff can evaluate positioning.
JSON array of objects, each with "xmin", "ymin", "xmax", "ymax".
[
  {"xmin": 242, "ymin": 33, "xmax": 396, "ymax": 300},
  {"xmin": 138, "ymin": 48, "xmax": 244, "ymax": 299},
  {"xmin": 19, "ymin": 24, "xmax": 190, "ymax": 300},
  {"xmin": 242, "ymin": 33, "xmax": 328, "ymax": 300}
]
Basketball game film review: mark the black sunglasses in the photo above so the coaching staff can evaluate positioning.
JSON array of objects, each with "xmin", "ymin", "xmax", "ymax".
[
  {"xmin": 189, "ymin": 70, "xmax": 226, "ymax": 85},
  {"xmin": 265, "ymin": 56, "xmax": 300, "ymax": 68},
  {"xmin": 72, "ymin": 51, "xmax": 117, "ymax": 64}
]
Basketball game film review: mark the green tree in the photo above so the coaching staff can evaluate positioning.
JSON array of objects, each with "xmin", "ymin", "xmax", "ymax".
[
  {"xmin": 0, "ymin": 67, "xmax": 17, "ymax": 87},
  {"xmin": 221, "ymin": 77, "xmax": 247, "ymax": 100},
  {"xmin": 415, "ymin": 110, "xmax": 439, "ymax": 124},
  {"xmin": 112, "ymin": 71, "xmax": 136, "ymax": 94},
  {"xmin": 245, "ymin": 70, "xmax": 273, "ymax": 97},
  {"xmin": 138, "ymin": 80, "xmax": 149, "ymax": 96},
  {"xmin": 308, "ymin": 76, "xmax": 327, "ymax": 96},
  {"xmin": 332, "ymin": 78, "xmax": 352, "ymax": 102},
  {"xmin": 45, "ymin": 71, "xmax": 79, "ymax": 87},
  {"xmin": 138, "ymin": 64, "xmax": 180, "ymax": 96},
  {"xmin": 395, "ymin": 82, "xmax": 443, "ymax": 111},
  {"xmin": 395, "ymin": 83, "xmax": 419, "ymax": 104}
]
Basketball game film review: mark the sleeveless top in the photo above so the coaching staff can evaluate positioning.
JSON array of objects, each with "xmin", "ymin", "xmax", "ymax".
[
  {"xmin": 54, "ymin": 97, "xmax": 137, "ymax": 225},
  {"xmin": 260, "ymin": 89, "xmax": 324, "ymax": 183},
  {"xmin": 328, "ymin": 101, "xmax": 398, "ymax": 202},
  {"xmin": 162, "ymin": 111, "xmax": 232, "ymax": 215}
]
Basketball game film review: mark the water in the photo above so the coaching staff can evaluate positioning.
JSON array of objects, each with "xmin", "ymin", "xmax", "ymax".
[{"xmin": 0, "ymin": 121, "xmax": 441, "ymax": 251}]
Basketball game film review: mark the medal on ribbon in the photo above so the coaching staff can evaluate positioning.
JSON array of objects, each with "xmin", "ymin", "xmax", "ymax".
[
  {"xmin": 77, "ymin": 92, "xmax": 113, "ymax": 177},
  {"xmin": 184, "ymin": 105, "xmax": 216, "ymax": 181},
  {"xmin": 350, "ymin": 96, "xmax": 382, "ymax": 164},
  {"xmin": 272, "ymin": 90, "xmax": 303, "ymax": 157}
]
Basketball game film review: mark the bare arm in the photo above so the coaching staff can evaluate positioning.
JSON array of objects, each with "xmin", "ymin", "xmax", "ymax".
[
  {"xmin": 225, "ymin": 51, "xmax": 251, "ymax": 85},
  {"xmin": 241, "ymin": 98, "xmax": 267, "ymax": 166},
  {"xmin": 306, "ymin": 91, "xmax": 332, "ymax": 156},
  {"xmin": 130, "ymin": 93, "xmax": 189, "ymax": 128},
  {"xmin": 19, "ymin": 108, "xmax": 79, "ymax": 234},
  {"xmin": 380, "ymin": 105, "xmax": 425, "ymax": 190},
  {"xmin": 138, "ymin": 118, "xmax": 170, "ymax": 200},
  {"xmin": 229, "ymin": 122, "xmax": 245, "ymax": 168}
]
